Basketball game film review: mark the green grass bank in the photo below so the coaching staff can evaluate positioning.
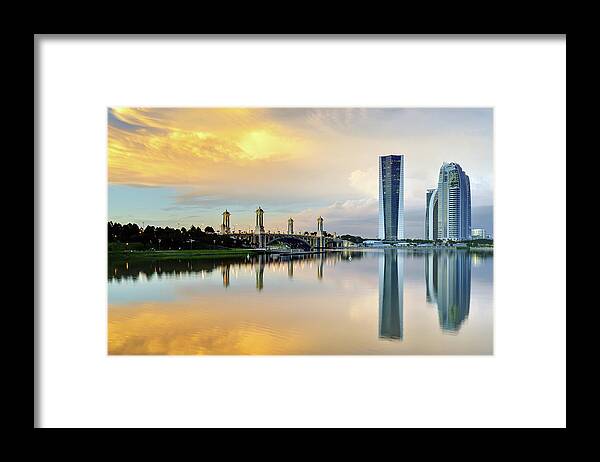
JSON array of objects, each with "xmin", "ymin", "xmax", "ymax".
[{"xmin": 108, "ymin": 249, "xmax": 260, "ymax": 262}]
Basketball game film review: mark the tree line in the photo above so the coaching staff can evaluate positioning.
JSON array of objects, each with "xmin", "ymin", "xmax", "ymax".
[{"xmin": 108, "ymin": 221, "xmax": 249, "ymax": 250}]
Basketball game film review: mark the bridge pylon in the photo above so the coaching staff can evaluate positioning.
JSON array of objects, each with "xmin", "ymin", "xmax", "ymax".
[
  {"xmin": 255, "ymin": 206, "xmax": 265, "ymax": 248},
  {"xmin": 317, "ymin": 216, "xmax": 325, "ymax": 249}
]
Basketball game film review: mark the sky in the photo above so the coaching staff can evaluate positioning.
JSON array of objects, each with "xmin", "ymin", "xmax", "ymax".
[{"xmin": 108, "ymin": 108, "xmax": 493, "ymax": 238}]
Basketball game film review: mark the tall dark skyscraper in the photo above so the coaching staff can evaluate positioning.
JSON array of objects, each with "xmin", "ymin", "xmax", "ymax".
[{"xmin": 378, "ymin": 154, "xmax": 404, "ymax": 241}]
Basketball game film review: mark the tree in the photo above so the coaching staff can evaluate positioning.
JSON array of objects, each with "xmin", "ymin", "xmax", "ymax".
[{"xmin": 108, "ymin": 221, "xmax": 255, "ymax": 251}]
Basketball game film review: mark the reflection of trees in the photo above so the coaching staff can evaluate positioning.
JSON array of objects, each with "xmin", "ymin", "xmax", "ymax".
[
  {"xmin": 425, "ymin": 250, "xmax": 472, "ymax": 333},
  {"xmin": 108, "ymin": 250, "xmax": 369, "ymax": 283},
  {"xmin": 378, "ymin": 250, "xmax": 404, "ymax": 340},
  {"xmin": 108, "ymin": 257, "xmax": 242, "ymax": 282}
]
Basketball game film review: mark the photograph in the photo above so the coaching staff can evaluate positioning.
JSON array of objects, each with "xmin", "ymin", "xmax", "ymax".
[
  {"xmin": 107, "ymin": 107, "xmax": 494, "ymax": 355},
  {"xmin": 36, "ymin": 34, "xmax": 566, "ymax": 429}
]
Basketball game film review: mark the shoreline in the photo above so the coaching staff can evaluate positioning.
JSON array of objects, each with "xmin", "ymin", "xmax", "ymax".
[{"xmin": 108, "ymin": 246, "xmax": 492, "ymax": 262}]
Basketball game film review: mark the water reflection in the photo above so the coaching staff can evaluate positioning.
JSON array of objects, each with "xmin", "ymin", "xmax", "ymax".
[
  {"xmin": 108, "ymin": 249, "xmax": 492, "ymax": 354},
  {"xmin": 108, "ymin": 250, "xmax": 364, "ymax": 284},
  {"xmin": 256, "ymin": 255, "xmax": 265, "ymax": 291},
  {"xmin": 318, "ymin": 253, "xmax": 324, "ymax": 280},
  {"xmin": 378, "ymin": 250, "xmax": 404, "ymax": 340},
  {"xmin": 222, "ymin": 265, "xmax": 230, "ymax": 288},
  {"xmin": 425, "ymin": 250, "xmax": 472, "ymax": 332}
]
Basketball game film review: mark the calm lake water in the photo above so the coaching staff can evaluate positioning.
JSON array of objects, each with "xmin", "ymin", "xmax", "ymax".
[{"xmin": 108, "ymin": 249, "xmax": 493, "ymax": 355}]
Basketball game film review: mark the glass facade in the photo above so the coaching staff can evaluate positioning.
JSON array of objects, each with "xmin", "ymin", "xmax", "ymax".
[
  {"xmin": 378, "ymin": 155, "xmax": 404, "ymax": 241},
  {"xmin": 425, "ymin": 188, "xmax": 438, "ymax": 240},
  {"xmin": 436, "ymin": 162, "xmax": 472, "ymax": 240}
]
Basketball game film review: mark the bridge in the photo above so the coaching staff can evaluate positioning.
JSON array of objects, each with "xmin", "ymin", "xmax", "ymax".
[{"xmin": 218, "ymin": 207, "xmax": 347, "ymax": 250}]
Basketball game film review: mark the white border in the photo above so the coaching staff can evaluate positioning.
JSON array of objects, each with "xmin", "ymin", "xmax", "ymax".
[{"xmin": 37, "ymin": 36, "xmax": 566, "ymax": 428}]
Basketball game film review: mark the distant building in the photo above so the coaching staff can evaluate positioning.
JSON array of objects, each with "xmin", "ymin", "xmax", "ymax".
[
  {"xmin": 425, "ymin": 188, "xmax": 438, "ymax": 240},
  {"xmin": 378, "ymin": 154, "xmax": 405, "ymax": 241},
  {"xmin": 471, "ymin": 228, "xmax": 486, "ymax": 239},
  {"xmin": 436, "ymin": 162, "xmax": 471, "ymax": 240},
  {"xmin": 363, "ymin": 240, "xmax": 388, "ymax": 247},
  {"xmin": 287, "ymin": 217, "xmax": 294, "ymax": 235}
]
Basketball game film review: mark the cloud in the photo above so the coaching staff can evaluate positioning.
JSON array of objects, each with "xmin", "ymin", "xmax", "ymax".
[
  {"xmin": 348, "ymin": 167, "xmax": 378, "ymax": 198},
  {"xmin": 108, "ymin": 108, "xmax": 310, "ymax": 187},
  {"xmin": 291, "ymin": 198, "xmax": 379, "ymax": 237}
]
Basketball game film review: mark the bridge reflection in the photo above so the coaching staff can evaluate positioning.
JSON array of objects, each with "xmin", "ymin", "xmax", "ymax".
[{"xmin": 108, "ymin": 250, "xmax": 363, "ymax": 287}]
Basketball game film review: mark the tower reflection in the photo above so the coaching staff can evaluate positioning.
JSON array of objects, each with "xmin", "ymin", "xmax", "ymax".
[
  {"xmin": 378, "ymin": 250, "xmax": 404, "ymax": 340},
  {"xmin": 255, "ymin": 255, "xmax": 265, "ymax": 291},
  {"xmin": 317, "ymin": 253, "xmax": 324, "ymax": 280},
  {"xmin": 425, "ymin": 250, "xmax": 471, "ymax": 332},
  {"xmin": 222, "ymin": 264, "xmax": 230, "ymax": 288}
]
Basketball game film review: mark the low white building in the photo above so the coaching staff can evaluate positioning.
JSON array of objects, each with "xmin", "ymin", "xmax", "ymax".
[
  {"xmin": 471, "ymin": 228, "xmax": 486, "ymax": 239},
  {"xmin": 363, "ymin": 240, "xmax": 390, "ymax": 247}
]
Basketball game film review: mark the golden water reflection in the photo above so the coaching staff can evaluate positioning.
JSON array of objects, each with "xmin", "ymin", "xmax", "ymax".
[{"xmin": 108, "ymin": 249, "xmax": 493, "ymax": 355}]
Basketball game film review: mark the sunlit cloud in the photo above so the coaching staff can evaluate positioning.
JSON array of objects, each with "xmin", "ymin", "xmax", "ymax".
[
  {"xmin": 108, "ymin": 108, "xmax": 309, "ymax": 186},
  {"xmin": 349, "ymin": 167, "xmax": 378, "ymax": 199}
]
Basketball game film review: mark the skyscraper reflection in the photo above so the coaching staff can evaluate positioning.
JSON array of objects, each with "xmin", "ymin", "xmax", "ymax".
[
  {"xmin": 425, "ymin": 252, "xmax": 437, "ymax": 304},
  {"xmin": 378, "ymin": 250, "xmax": 404, "ymax": 340},
  {"xmin": 425, "ymin": 250, "xmax": 471, "ymax": 332}
]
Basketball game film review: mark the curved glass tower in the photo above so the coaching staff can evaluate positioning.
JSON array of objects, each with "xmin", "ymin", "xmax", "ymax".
[
  {"xmin": 436, "ymin": 162, "xmax": 471, "ymax": 240},
  {"xmin": 425, "ymin": 188, "xmax": 438, "ymax": 240},
  {"xmin": 378, "ymin": 155, "xmax": 404, "ymax": 241}
]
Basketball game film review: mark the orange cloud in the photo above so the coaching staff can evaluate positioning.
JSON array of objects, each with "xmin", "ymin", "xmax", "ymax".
[{"xmin": 108, "ymin": 108, "xmax": 309, "ymax": 187}]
